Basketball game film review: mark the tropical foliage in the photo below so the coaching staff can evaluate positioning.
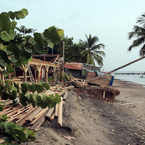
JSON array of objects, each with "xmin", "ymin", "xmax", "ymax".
[
  {"xmin": 80, "ymin": 34, "xmax": 105, "ymax": 66},
  {"xmin": 0, "ymin": 9, "xmax": 64, "ymax": 144},
  {"xmin": 128, "ymin": 13, "xmax": 145, "ymax": 56}
]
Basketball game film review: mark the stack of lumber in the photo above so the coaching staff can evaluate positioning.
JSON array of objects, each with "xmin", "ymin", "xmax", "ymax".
[
  {"xmin": 0, "ymin": 86, "xmax": 72, "ymax": 131},
  {"xmin": 68, "ymin": 75, "xmax": 88, "ymax": 88}
]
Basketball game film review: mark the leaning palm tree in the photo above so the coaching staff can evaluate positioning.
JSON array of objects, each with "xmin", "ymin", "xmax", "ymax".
[
  {"xmin": 128, "ymin": 13, "xmax": 145, "ymax": 56},
  {"xmin": 80, "ymin": 34, "xmax": 105, "ymax": 66}
]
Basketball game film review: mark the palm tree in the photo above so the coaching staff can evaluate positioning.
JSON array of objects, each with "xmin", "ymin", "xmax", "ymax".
[
  {"xmin": 80, "ymin": 34, "xmax": 105, "ymax": 66},
  {"xmin": 128, "ymin": 13, "xmax": 145, "ymax": 56}
]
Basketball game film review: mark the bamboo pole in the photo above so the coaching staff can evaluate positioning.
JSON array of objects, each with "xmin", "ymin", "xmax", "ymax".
[
  {"xmin": 57, "ymin": 97, "xmax": 63, "ymax": 127},
  {"xmin": 87, "ymin": 56, "xmax": 145, "ymax": 83},
  {"xmin": 55, "ymin": 103, "xmax": 59, "ymax": 117}
]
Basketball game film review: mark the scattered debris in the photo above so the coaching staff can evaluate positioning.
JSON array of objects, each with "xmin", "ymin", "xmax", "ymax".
[
  {"xmin": 64, "ymin": 136, "xmax": 75, "ymax": 141},
  {"xmin": 68, "ymin": 74, "xmax": 88, "ymax": 88},
  {"xmin": 79, "ymin": 102, "xmax": 90, "ymax": 108},
  {"xmin": 1, "ymin": 85, "xmax": 75, "ymax": 131}
]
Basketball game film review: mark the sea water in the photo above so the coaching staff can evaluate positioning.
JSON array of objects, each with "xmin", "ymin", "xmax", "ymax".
[{"xmin": 115, "ymin": 74, "xmax": 145, "ymax": 86}]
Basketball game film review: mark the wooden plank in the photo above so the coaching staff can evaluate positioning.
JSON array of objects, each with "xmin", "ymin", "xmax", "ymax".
[
  {"xmin": 7, "ymin": 107, "xmax": 29, "ymax": 122},
  {"xmin": 7, "ymin": 106, "xmax": 26, "ymax": 117},
  {"xmin": 31, "ymin": 111, "xmax": 48, "ymax": 131},
  {"xmin": 25, "ymin": 107, "xmax": 42, "ymax": 122},
  {"xmin": 15, "ymin": 106, "xmax": 36, "ymax": 125},
  {"xmin": 4, "ymin": 105, "xmax": 22, "ymax": 115},
  {"xmin": 46, "ymin": 108, "xmax": 54, "ymax": 119},
  {"xmin": 55, "ymin": 103, "xmax": 59, "ymax": 117},
  {"xmin": 57, "ymin": 97, "xmax": 63, "ymax": 127},
  {"xmin": 49, "ymin": 113, "xmax": 55, "ymax": 121},
  {"xmin": 30, "ymin": 108, "xmax": 49, "ymax": 125},
  {"xmin": 0, "ymin": 106, "xmax": 13, "ymax": 116},
  {"xmin": 103, "ymin": 91, "xmax": 105, "ymax": 99}
]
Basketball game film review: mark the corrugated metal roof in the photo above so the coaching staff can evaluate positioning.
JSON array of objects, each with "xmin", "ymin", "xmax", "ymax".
[{"xmin": 64, "ymin": 63, "xmax": 83, "ymax": 70}]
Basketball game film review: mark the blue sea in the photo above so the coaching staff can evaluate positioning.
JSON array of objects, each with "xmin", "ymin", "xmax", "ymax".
[{"xmin": 115, "ymin": 74, "xmax": 145, "ymax": 86}]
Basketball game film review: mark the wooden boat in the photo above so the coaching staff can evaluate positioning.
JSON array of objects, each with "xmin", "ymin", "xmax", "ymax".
[{"xmin": 86, "ymin": 71, "xmax": 111, "ymax": 87}]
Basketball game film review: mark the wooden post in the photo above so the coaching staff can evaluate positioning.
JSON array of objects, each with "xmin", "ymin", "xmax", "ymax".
[
  {"xmin": 36, "ymin": 65, "xmax": 41, "ymax": 83},
  {"xmin": 53, "ymin": 67, "xmax": 56, "ymax": 82},
  {"xmin": 46, "ymin": 66, "xmax": 49, "ymax": 83}
]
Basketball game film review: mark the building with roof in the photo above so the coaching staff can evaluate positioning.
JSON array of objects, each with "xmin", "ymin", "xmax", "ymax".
[{"xmin": 64, "ymin": 62, "xmax": 101, "ymax": 79}]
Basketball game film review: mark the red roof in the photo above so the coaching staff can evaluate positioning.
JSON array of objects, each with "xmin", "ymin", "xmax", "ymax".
[{"xmin": 64, "ymin": 63, "xmax": 83, "ymax": 70}]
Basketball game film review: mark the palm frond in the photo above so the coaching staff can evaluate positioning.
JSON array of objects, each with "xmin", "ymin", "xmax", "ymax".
[
  {"xmin": 81, "ymin": 49, "xmax": 88, "ymax": 57},
  {"xmin": 136, "ymin": 13, "xmax": 145, "ymax": 28},
  {"xmin": 133, "ymin": 25, "xmax": 145, "ymax": 32},
  {"xmin": 139, "ymin": 44, "xmax": 145, "ymax": 56},
  {"xmin": 128, "ymin": 45, "xmax": 133, "ymax": 51},
  {"xmin": 91, "ymin": 44, "xmax": 105, "ymax": 51},
  {"xmin": 128, "ymin": 31, "xmax": 145, "ymax": 39},
  {"xmin": 92, "ymin": 54, "xmax": 103, "ymax": 66},
  {"xmin": 128, "ymin": 37, "xmax": 145, "ymax": 51},
  {"xmin": 93, "ymin": 51, "xmax": 106, "ymax": 57},
  {"xmin": 85, "ymin": 34, "xmax": 99, "ymax": 48}
]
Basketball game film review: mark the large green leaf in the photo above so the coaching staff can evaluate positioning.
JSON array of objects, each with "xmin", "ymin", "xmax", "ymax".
[
  {"xmin": 7, "ymin": 43, "xmax": 19, "ymax": 52},
  {"xmin": 28, "ymin": 84, "xmax": 35, "ymax": 93},
  {"xmin": 0, "ymin": 28, "xmax": 15, "ymax": 42},
  {"xmin": 0, "ymin": 14, "xmax": 11, "ymax": 32},
  {"xmin": 28, "ymin": 38, "xmax": 37, "ymax": 45},
  {"xmin": 11, "ymin": 20, "xmax": 17, "ymax": 28},
  {"xmin": 35, "ymin": 84, "xmax": 43, "ymax": 93},
  {"xmin": 7, "ymin": 63, "xmax": 14, "ymax": 73},
  {"xmin": 5, "ymin": 80, "xmax": 13, "ymax": 91},
  {"xmin": 0, "ymin": 59, "xmax": 7, "ymax": 68},
  {"xmin": 21, "ymin": 82, "xmax": 29, "ymax": 94},
  {"xmin": 8, "ymin": 11, "xmax": 15, "ymax": 19},
  {"xmin": 19, "ymin": 93, "xmax": 28, "ymax": 106},
  {"xmin": 43, "ymin": 26, "xmax": 60, "ymax": 44},
  {"xmin": 34, "ymin": 33, "xmax": 43, "ymax": 46},
  {"xmin": 42, "ymin": 83, "xmax": 50, "ymax": 90},
  {"xmin": 53, "ymin": 93, "xmax": 61, "ymax": 103},
  {"xmin": 10, "ymin": 86, "xmax": 17, "ymax": 98},
  {"xmin": 46, "ymin": 39, "xmax": 54, "ymax": 48},
  {"xmin": 10, "ymin": 54, "xmax": 17, "ymax": 63},
  {"xmin": 57, "ymin": 28, "xmax": 64, "ymax": 40},
  {"xmin": 21, "ymin": 9, "xmax": 28, "ymax": 19},
  {"xmin": 0, "ymin": 50, "xmax": 10, "ymax": 63},
  {"xmin": 14, "ymin": 129, "xmax": 28, "ymax": 142},
  {"xmin": 34, "ymin": 44, "xmax": 44, "ymax": 53}
]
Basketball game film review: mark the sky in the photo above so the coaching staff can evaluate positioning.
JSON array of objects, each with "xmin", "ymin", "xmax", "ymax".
[{"xmin": 1, "ymin": 0, "xmax": 145, "ymax": 72}]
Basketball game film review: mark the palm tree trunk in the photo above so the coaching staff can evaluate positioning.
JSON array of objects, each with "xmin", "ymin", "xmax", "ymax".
[{"xmin": 87, "ymin": 56, "xmax": 145, "ymax": 83}]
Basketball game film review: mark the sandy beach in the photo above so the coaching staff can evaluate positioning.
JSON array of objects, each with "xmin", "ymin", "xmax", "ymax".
[{"xmin": 22, "ymin": 79, "xmax": 145, "ymax": 145}]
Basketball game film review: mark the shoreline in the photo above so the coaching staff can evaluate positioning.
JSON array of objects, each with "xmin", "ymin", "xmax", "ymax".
[{"xmin": 114, "ymin": 78, "xmax": 145, "ymax": 87}]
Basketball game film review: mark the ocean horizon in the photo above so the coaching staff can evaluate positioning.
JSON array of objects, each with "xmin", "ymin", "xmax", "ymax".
[{"xmin": 114, "ymin": 74, "xmax": 145, "ymax": 86}]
